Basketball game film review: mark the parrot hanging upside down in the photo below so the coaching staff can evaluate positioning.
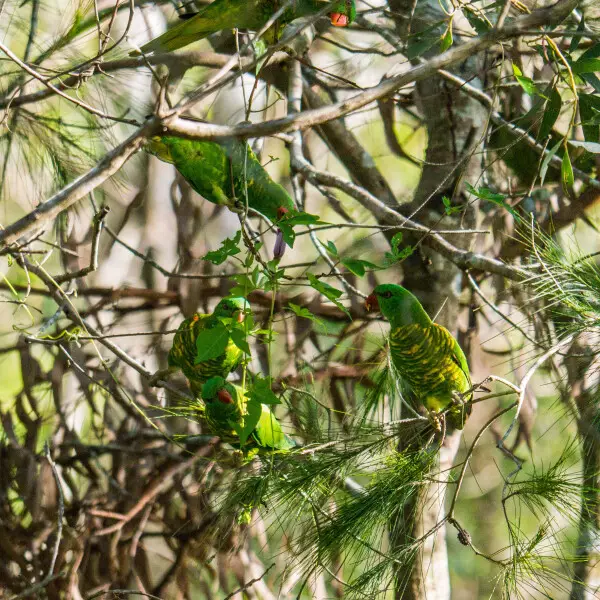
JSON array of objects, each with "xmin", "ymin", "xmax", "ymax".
[
  {"xmin": 132, "ymin": 0, "xmax": 356, "ymax": 55},
  {"xmin": 146, "ymin": 136, "xmax": 295, "ymax": 225},
  {"xmin": 201, "ymin": 376, "xmax": 296, "ymax": 450},
  {"xmin": 167, "ymin": 297, "xmax": 250, "ymax": 396},
  {"xmin": 365, "ymin": 283, "xmax": 472, "ymax": 430}
]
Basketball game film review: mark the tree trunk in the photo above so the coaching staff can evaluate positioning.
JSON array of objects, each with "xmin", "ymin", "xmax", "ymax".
[{"xmin": 384, "ymin": 1, "xmax": 488, "ymax": 597}]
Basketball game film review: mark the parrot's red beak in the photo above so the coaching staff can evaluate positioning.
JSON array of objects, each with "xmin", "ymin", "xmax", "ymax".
[
  {"xmin": 236, "ymin": 310, "xmax": 246, "ymax": 324},
  {"xmin": 217, "ymin": 389, "xmax": 234, "ymax": 404},
  {"xmin": 330, "ymin": 12, "xmax": 349, "ymax": 26},
  {"xmin": 365, "ymin": 293, "xmax": 379, "ymax": 312},
  {"xmin": 276, "ymin": 206, "xmax": 289, "ymax": 221}
]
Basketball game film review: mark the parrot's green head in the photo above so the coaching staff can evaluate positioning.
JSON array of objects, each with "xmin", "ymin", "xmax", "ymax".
[
  {"xmin": 365, "ymin": 284, "xmax": 431, "ymax": 328},
  {"xmin": 214, "ymin": 297, "xmax": 250, "ymax": 323},
  {"xmin": 328, "ymin": 0, "xmax": 356, "ymax": 26},
  {"xmin": 202, "ymin": 376, "xmax": 237, "ymax": 404}
]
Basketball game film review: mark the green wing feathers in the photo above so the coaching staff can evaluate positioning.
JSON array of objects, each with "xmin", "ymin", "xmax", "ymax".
[
  {"xmin": 147, "ymin": 136, "xmax": 294, "ymax": 221},
  {"xmin": 201, "ymin": 376, "xmax": 295, "ymax": 450},
  {"xmin": 367, "ymin": 284, "xmax": 472, "ymax": 430},
  {"xmin": 132, "ymin": 0, "xmax": 356, "ymax": 55}
]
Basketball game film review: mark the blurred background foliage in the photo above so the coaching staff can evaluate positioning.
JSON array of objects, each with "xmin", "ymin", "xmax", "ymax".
[{"xmin": 2, "ymin": 0, "xmax": 600, "ymax": 598}]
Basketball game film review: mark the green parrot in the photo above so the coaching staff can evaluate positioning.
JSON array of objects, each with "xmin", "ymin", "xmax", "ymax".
[
  {"xmin": 146, "ymin": 136, "xmax": 295, "ymax": 224},
  {"xmin": 201, "ymin": 376, "xmax": 296, "ymax": 450},
  {"xmin": 365, "ymin": 284, "xmax": 472, "ymax": 430},
  {"xmin": 133, "ymin": 0, "xmax": 356, "ymax": 55},
  {"xmin": 168, "ymin": 297, "xmax": 250, "ymax": 396}
]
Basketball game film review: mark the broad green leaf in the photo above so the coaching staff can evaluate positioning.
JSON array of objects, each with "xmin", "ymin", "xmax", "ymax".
[
  {"xmin": 572, "ymin": 58, "xmax": 600, "ymax": 75},
  {"xmin": 579, "ymin": 93, "xmax": 600, "ymax": 142},
  {"xmin": 390, "ymin": 231, "xmax": 403, "ymax": 251},
  {"xmin": 465, "ymin": 183, "xmax": 520, "ymax": 221},
  {"xmin": 248, "ymin": 376, "xmax": 280, "ymax": 406},
  {"xmin": 341, "ymin": 258, "xmax": 379, "ymax": 277},
  {"xmin": 440, "ymin": 22, "xmax": 453, "ymax": 52},
  {"xmin": 384, "ymin": 245, "xmax": 413, "ymax": 265},
  {"xmin": 283, "ymin": 211, "xmax": 328, "ymax": 226},
  {"xmin": 325, "ymin": 240, "xmax": 338, "ymax": 257},
  {"xmin": 195, "ymin": 325, "xmax": 230, "ymax": 363},
  {"xmin": 442, "ymin": 195, "xmax": 462, "ymax": 215},
  {"xmin": 230, "ymin": 328, "xmax": 251, "ymax": 355},
  {"xmin": 538, "ymin": 88, "xmax": 561, "ymax": 140},
  {"xmin": 569, "ymin": 140, "xmax": 600, "ymax": 153},
  {"xmin": 579, "ymin": 42, "xmax": 600, "ymax": 61},
  {"xmin": 561, "ymin": 147, "xmax": 574, "ymax": 197},
  {"xmin": 512, "ymin": 63, "xmax": 539, "ymax": 96},
  {"xmin": 288, "ymin": 303, "xmax": 324, "ymax": 326},
  {"xmin": 570, "ymin": 14, "xmax": 586, "ymax": 52},
  {"xmin": 540, "ymin": 139, "xmax": 562, "ymax": 185},
  {"xmin": 278, "ymin": 222, "xmax": 295, "ymax": 247},
  {"xmin": 307, "ymin": 273, "xmax": 350, "ymax": 318},
  {"xmin": 463, "ymin": 6, "xmax": 491, "ymax": 35},
  {"xmin": 235, "ymin": 399, "xmax": 262, "ymax": 446},
  {"xmin": 406, "ymin": 21, "xmax": 444, "ymax": 59},
  {"xmin": 202, "ymin": 231, "xmax": 241, "ymax": 265}
]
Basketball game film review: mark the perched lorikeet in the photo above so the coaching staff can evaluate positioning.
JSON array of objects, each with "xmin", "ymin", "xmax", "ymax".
[
  {"xmin": 168, "ymin": 297, "xmax": 250, "ymax": 396},
  {"xmin": 201, "ymin": 376, "xmax": 296, "ymax": 450},
  {"xmin": 146, "ymin": 136, "xmax": 295, "ymax": 224},
  {"xmin": 365, "ymin": 284, "xmax": 472, "ymax": 430},
  {"xmin": 133, "ymin": 0, "xmax": 356, "ymax": 55}
]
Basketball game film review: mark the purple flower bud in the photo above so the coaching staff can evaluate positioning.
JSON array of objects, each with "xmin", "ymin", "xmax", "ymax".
[{"xmin": 273, "ymin": 229, "xmax": 286, "ymax": 260}]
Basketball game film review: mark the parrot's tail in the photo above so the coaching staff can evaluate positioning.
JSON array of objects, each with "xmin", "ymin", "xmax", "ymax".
[{"xmin": 130, "ymin": 18, "xmax": 213, "ymax": 56}]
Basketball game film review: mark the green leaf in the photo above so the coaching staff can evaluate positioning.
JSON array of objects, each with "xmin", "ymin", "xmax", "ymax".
[
  {"xmin": 325, "ymin": 240, "xmax": 338, "ymax": 257},
  {"xmin": 278, "ymin": 222, "xmax": 295, "ymax": 247},
  {"xmin": 540, "ymin": 139, "xmax": 562, "ymax": 185},
  {"xmin": 572, "ymin": 58, "xmax": 600, "ymax": 75},
  {"xmin": 194, "ymin": 325, "xmax": 230, "ymax": 363},
  {"xmin": 465, "ymin": 183, "xmax": 520, "ymax": 221},
  {"xmin": 442, "ymin": 195, "xmax": 462, "ymax": 215},
  {"xmin": 570, "ymin": 14, "xmax": 586, "ymax": 52},
  {"xmin": 395, "ymin": 246, "xmax": 414, "ymax": 261},
  {"xmin": 307, "ymin": 273, "xmax": 350, "ymax": 318},
  {"xmin": 390, "ymin": 231, "xmax": 403, "ymax": 251},
  {"xmin": 230, "ymin": 328, "xmax": 251, "ymax": 355},
  {"xmin": 439, "ymin": 21, "xmax": 453, "ymax": 52},
  {"xmin": 538, "ymin": 88, "xmax": 562, "ymax": 140},
  {"xmin": 202, "ymin": 231, "xmax": 241, "ymax": 265},
  {"xmin": 288, "ymin": 302, "xmax": 324, "ymax": 326},
  {"xmin": 463, "ymin": 6, "xmax": 491, "ymax": 35},
  {"xmin": 561, "ymin": 146, "xmax": 574, "ymax": 197},
  {"xmin": 579, "ymin": 93, "xmax": 600, "ymax": 142},
  {"xmin": 283, "ymin": 210, "xmax": 328, "ymax": 226},
  {"xmin": 341, "ymin": 258, "xmax": 379, "ymax": 277},
  {"xmin": 248, "ymin": 376, "xmax": 280, "ymax": 406},
  {"xmin": 235, "ymin": 399, "xmax": 262, "ymax": 446},
  {"xmin": 512, "ymin": 63, "xmax": 539, "ymax": 96}
]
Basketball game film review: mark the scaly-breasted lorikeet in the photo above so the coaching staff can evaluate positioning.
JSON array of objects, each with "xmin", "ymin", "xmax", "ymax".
[
  {"xmin": 146, "ymin": 136, "xmax": 295, "ymax": 225},
  {"xmin": 168, "ymin": 297, "xmax": 250, "ymax": 396},
  {"xmin": 201, "ymin": 376, "xmax": 296, "ymax": 450},
  {"xmin": 133, "ymin": 0, "xmax": 356, "ymax": 55},
  {"xmin": 365, "ymin": 283, "xmax": 472, "ymax": 430}
]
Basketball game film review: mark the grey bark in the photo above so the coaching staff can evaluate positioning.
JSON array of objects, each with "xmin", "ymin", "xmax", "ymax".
[{"xmin": 385, "ymin": 0, "xmax": 488, "ymax": 598}]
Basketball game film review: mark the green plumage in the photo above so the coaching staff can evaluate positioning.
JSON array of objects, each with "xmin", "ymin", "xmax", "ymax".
[
  {"xmin": 168, "ymin": 298, "xmax": 249, "ymax": 396},
  {"xmin": 201, "ymin": 376, "xmax": 295, "ymax": 450},
  {"xmin": 367, "ymin": 284, "xmax": 472, "ymax": 430},
  {"xmin": 147, "ymin": 136, "xmax": 295, "ymax": 223},
  {"xmin": 133, "ymin": 0, "xmax": 356, "ymax": 55}
]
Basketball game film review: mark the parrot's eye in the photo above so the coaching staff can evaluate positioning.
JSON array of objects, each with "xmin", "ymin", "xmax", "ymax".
[{"xmin": 382, "ymin": 291, "xmax": 392, "ymax": 299}]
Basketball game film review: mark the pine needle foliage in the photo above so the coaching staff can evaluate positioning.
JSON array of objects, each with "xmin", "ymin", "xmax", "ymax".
[{"xmin": 527, "ymin": 230, "xmax": 600, "ymax": 340}]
